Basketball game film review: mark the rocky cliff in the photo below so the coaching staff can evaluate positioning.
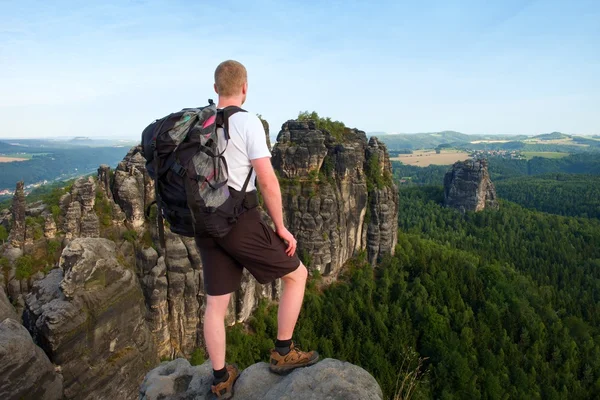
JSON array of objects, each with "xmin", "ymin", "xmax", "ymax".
[
  {"xmin": 272, "ymin": 121, "xmax": 398, "ymax": 274},
  {"xmin": 0, "ymin": 319, "xmax": 64, "ymax": 400},
  {"xmin": 0, "ymin": 288, "xmax": 63, "ymax": 400},
  {"xmin": 443, "ymin": 159, "xmax": 499, "ymax": 212},
  {"xmin": 61, "ymin": 177, "xmax": 100, "ymax": 240},
  {"xmin": 140, "ymin": 358, "xmax": 383, "ymax": 400},
  {"xmin": 110, "ymin": 145, "xmax": 282, "ymax": 359},
  {"xmin": 23, "ymin": 238, "xmax": 158, "ymax": 400},
  {"xmin": 0, "ymin": 114, "xmax": 399, "ymax": 400},
  {"xmin": 7, "ymin": 181, "xmax": 26, "ymax": 248}
]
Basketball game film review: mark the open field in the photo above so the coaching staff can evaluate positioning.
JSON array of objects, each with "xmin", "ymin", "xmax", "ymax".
[
  {"xmin": 470, "ymin": 140, "xmax": 510, "ymax": 144},
  {"xmin": 523, "ymin": 137, "xmax": 589, "ymax": 146},
  {"xmin": 522, "ymin": 152, "xmax": 570, "ymax": 160},
  {"xmin": 391, "ymin": 150, "xmax": 470, "ymax": 167},
  {"xmin": 0, "ymin": 156, "xmax": 29, "ymax": 162}
]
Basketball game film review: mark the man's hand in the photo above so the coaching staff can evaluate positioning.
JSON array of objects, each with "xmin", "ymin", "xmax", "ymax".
[{"xmin": 276, "ymin": 227, "xmax": 297, "ymax": 257}]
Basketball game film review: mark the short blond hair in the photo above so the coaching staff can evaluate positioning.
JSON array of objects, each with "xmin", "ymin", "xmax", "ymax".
[{"xmin": 214, "ymin": 60, "xmax": 247, "ymax": 97}]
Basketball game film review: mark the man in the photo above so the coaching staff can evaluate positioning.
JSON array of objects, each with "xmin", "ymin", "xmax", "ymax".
[{"xmin": 195, "ymin": 60, "xmax": 319, "ymax": 399}]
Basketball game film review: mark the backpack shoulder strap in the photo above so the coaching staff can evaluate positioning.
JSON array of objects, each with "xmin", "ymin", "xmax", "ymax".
[
  {"xmin": 241, "ymin": 166, "xmax": 254, "ymax": 193},
  {"xmin": 216, "ymin": 106, "xmax": 246, "ymax": 140},
  {"xmin": 214, "ymin": 106, "xmax": 254, "ymax": 194},
  {"xmin": 148, "ymin": 116, "xmax": 171, "ymax": 251}
]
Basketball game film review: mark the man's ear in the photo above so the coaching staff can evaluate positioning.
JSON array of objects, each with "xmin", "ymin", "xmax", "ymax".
[
  {"xmin": 242, "ymin": 82, "xmax": 248, "ymax": 95},
  {"xmin": 214, "ymin": 83, "xmax": 218, "ymax": 94}
]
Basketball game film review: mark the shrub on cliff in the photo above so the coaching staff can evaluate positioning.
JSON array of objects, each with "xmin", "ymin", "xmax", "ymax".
[
  {"xmin": 25, "ymin": 216, "xmax": 44, "ymax": 240},
  {"xmin": 94, "ymin": 189, "xmax": 113, "ymax": 227},
  {"xmin": 15, "ymin": 255, "xmax": 34, "ymax": 280},
  {"xmin": 0, "ymin": 225, "xmax": 7, "ymax": 244},
  {"xmin": 46, "ymin": 239, "xmax": 61, "ymax": 266},
  {"xmin": 123, "ymin": 229, "xmax": 138, "ymax": 243},
  {"xmin": 297, "ymin": 111, "xmax": 349, "ymax": 141},
  {"xmin": 0, "ymin": 257, "xmax": 9, "ymax": 273},
  {"xmin": 366, "ymin": 154, "xmax": 393, "ymax": 190}
]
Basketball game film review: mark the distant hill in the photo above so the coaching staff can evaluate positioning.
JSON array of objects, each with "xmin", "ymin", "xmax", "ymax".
[
  {"xmin": 0, "ymin": 138, "xmax": 138, "ymax": 150},
  {"xmin": 367, "ymin": 131, "xmax": 389, "ymax": 137},
  {"xmin": 379, "ymin": 131, "xmax": 526, "ymax": 150},
  {"xmin": 69, "ymin": 136, "xmax": 94, "ymax": 144},
  {"xmin": 531, "ymin": 132, "xmax": 570, "ymax": 141},
  {"xmin": 378, "ymin": 130, "xmax": 600, "ymax": 152},
  {"xmin": 0, "ymin": 141, "xmax": 34, "ymax": 153}
]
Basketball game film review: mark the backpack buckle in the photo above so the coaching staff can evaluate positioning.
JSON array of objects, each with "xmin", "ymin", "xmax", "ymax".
[{"xmin": 171, "ymin": 162, "xmax": 186, "ymax": 177}]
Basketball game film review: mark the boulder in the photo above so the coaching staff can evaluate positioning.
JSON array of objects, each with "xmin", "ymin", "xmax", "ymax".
[
  {"xmin": 140, "ymin": 358, "xmax": 383, "ymax": 400},
  {"xmin": 0, "ymin": 318, "xmax": 63, "ymax": 400}
]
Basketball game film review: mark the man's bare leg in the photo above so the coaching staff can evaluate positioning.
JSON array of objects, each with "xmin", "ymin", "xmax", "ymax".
[
  {"xmin": 277, "ymin": 263, "xmax": 308, "ymax": 340},
  {"xmin": 204, "ymin": 293, "xmax": 232, "ymax": 370},
  {"xmin": 270, "ymin": 262, "xmax": 319, "ymax": 374}
]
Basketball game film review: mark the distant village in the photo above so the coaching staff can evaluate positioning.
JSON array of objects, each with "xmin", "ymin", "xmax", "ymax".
[
  {"xmin": 0, "ymin": 180, "xmax": 50, "ymax": 197},
  {"xmin": 470, "ymin": 149, "xmax": 525, "ymax": 160}
]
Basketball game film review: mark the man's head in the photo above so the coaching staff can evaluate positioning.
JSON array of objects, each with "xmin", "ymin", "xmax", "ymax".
[{"xmin": 214, "ymin": 60, "xmax": 248, "ymax": 104}]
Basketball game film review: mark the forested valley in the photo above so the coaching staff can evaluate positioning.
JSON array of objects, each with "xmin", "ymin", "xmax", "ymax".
[{"xmin": 223, "ymin": 152, "xmax": 600, "ymax": 399}]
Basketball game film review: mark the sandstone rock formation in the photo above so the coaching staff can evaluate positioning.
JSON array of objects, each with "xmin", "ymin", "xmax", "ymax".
[
  {"xmin": 0, "ymin": 318, "xmax": 64, "ymax": 400},
  {"xmin": 44, "ymin": 214, "xmax": 57, "ymax": 239},
  {"xmin": 26, "ymin": 201, "xmax": 47, "ymax": 217},
  {"xmin": 113, "ymin": 146, "xmax": 153, "ymax": 229},
  {"xmin": 110, "ymin": 146, "xmax": 282, "ymax": 359},
  {"xmin": 0, "ymin": 114, "xmax": 399, "ymax": 400},
  {"xmin": 0, "ymin": 208, "xmax": 11, "ymax": 231},
  {"xmin": 271, "ymin": 121, "xmax": 398, "ymax": 274},
  {"xmin": 97, "ymin": 164, "xmax": 114, "ymax": 200},
  {"xmin": 97, "ymin": 164, "xmax": 126, "ymax": 224},
  {"xmin": 0, "ymin": 288, "xmax": 17, "ymax": 322},
  {"xmin": 258, "ymin": 115, "xmax": 271, "ymax": 150},
  {"xmin": 140, "ymin": 358, "xmax": 383, "ymax": 400},
  {"xmin": 23, "ymin": 238, "xmax": 158, "ymax": 400},
  {"xmin": 7, "ymin": 181, "xmax": 26, "ymax": 248},
  {"xmin": 444, "ymin": 159, "xmax": 499, "ymax": 213},
  {"xmin": 365, "ymin": 137, "xmax": 398, "ymax": 265},
  {"xmin": 61, "ymin": 176, "xmax": 100, "ymax": 240}
]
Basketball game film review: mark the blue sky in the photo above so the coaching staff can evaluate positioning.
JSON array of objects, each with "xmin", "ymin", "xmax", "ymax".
[{"xmin": 1, "ymin": 0, "xmax": 599, "ymax": 139}]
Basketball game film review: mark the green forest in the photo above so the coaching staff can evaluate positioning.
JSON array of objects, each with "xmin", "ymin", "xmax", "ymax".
[
  {"xmin": 496, "ymin": 174, "xmax": 600, "ymax": 219},
  {"xmin": 393, "ymin": 153, "xmax": 600, "ymax": 186},
  {"xmin": 220, "ymin": 185, "xmax": 600, "ymax": 399}
]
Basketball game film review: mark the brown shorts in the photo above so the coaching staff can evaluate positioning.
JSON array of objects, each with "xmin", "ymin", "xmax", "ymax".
[{"xmin": 195, "ymin": 207, "xmax": 301, "ymax": 296}]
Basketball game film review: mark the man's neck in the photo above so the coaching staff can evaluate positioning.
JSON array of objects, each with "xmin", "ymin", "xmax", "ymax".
[{"xmin": 217, "ymin": 96, "xmax": 243, "ymax": 109}]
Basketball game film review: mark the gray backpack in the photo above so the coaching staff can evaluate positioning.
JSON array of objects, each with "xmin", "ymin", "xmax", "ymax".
[{"xmin": 142, "ymin": 100, "xmax": 257, "ymax": 246}]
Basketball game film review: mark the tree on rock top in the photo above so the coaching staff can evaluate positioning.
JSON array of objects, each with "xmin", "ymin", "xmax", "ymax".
[{"xmin": 297, "ymin": 111, "xmax": 349, "ymax": 141}]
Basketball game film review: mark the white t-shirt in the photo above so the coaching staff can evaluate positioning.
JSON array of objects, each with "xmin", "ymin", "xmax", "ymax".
[{"xmin": 217, "ymin": 111, "xmax": 271, "ymax": 192}]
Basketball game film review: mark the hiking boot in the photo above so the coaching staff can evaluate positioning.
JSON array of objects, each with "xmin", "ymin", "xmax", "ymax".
[
  {"xmin": 269, "ymin": 342, "xmax": 319, "ymax": 375},
  {"xmin": 210, "ymin": 364, "xmax": 239, "ymax": 399}
]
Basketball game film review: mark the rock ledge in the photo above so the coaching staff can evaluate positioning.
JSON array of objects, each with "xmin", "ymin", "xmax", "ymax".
[{"xmin": 140, "ymin": 358, "xmax": 383, "ymax": 400}]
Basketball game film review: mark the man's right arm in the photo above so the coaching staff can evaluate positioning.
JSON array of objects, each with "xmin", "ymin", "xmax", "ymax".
[{"xmin": 251, "ymin": 157, "xmax": 297, "ymax": 257}]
